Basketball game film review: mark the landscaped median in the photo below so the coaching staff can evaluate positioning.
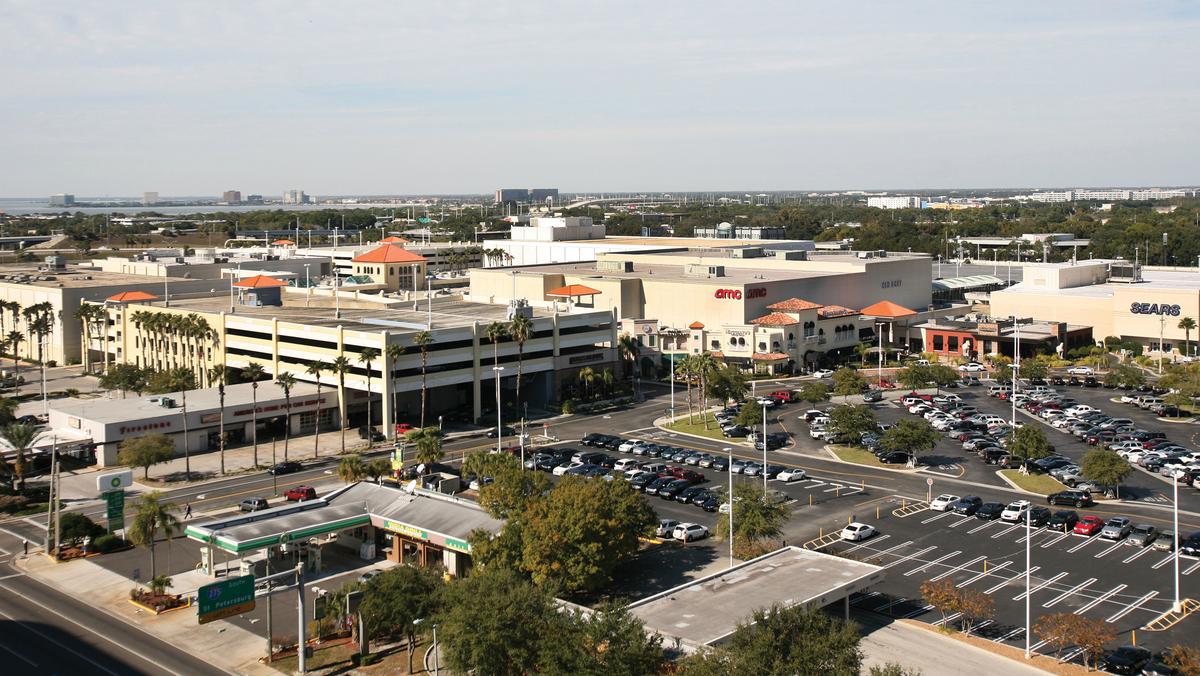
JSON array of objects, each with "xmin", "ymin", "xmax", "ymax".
[
  {"xmin": 997, "ymin": 469, "xmax": 1067, "ymax": 495},
  {"xmin": 663, "ymin": 413, "xmax": 729, "ymax": 442},
  {"xmin": 826, "ymin": 444, "xmax": 887, "ymax": 468}
]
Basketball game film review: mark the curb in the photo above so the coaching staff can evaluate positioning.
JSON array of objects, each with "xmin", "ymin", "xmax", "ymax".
[{"xmin": 821, "ymin": 444, "xmax": 921, "ymax": 474}]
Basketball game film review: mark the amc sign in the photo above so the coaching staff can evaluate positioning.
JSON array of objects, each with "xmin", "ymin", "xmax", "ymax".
[
  {"xmin": 1130, "ymin": 302, "xmax": 1182, "ymax": 316},
  {"xmin": 714, "ymin": 288, "xmax": 766, "ymax": 300}
]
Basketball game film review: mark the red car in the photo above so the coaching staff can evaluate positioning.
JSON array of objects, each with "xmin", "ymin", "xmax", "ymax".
[
  {"xmin": 395, "ymin": 423, "xmax": 415, "ymax": 435},
  {"xmin": 284, "ymin": 485, "xmax": 318, "ymax": 502},
  {"xmin": 770, "ymin": 390, "xmax": 793, "ymax": 403},
  {"xmin": 877, "ymin": 379, "xmax": 896, "ymax": 389},
  {"xmin": 668, "ymin": 467, "xmax": 706, "ymax": 484},
  {"xmin": 1073, "ymin": 515, "xmax": 1105, "ymax": 536}
]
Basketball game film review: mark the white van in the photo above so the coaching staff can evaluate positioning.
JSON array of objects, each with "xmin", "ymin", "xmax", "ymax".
[{"xmin": 987, "ymin": 384, "xmax": 1012, "ymax": 396}]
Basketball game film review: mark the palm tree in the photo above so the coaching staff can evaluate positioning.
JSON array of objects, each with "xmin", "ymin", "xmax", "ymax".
[
  {"xmin": 384, "ymin": 343, "xmax": 405, "ymax": 435},
  {"xmin": 678, "ymin": 355, "xmax": 696, "ymax": 423},
  {"xmin": 6, "ymin": 331, "xmax": 22, "ymax": 381},
  {"xmin": 1179, "ymin": 317, "xmax": 1197, "ymax": 358},
  {"xmin": 74, "ymin": 304, "xmax": 101, "ymax": 373},
  {"xmin": 508, "ymin": 314, "xmax": 533, "ymax": 424},
  {"xmin": 412, "ymin": 331, "xmax": 434, "ymax": 428},
  {"xmin": 241, "ymin": 362, "xmax": 266, "ymax": 467},
  {"xmin": 275, "ymin": 371, "xmax": 297, "ymax": 462},
  {"xmin": 127, "ymin": 492, "xmax": 180, "ymax": 580},
  {"xmin": 617, "ymin": 333, "xmax": 640, "ymax": 397},
  {"xmin": 162, "ymin": 367, "xmax": 196, "ymax": 478},
  {"xmin": 358, "ymin": 347, "xmax": 379, "ymax": 438},
  {"xmin": 208, "ymin": 364, "xmax": 228, "ymax": 475},
  {"xmin": 1, "ymin": 423, "xmax": 38, "ymax": 491},
  {"xmin": 484, "ymin": 321, "xmax": 507, "ymax": 372},
  {"xmin": 577, "ymin": 366, "xmax": 595, "ymax": 400},
  {"xmin": 337, "ymin": 454, "xmax": 366, "ymax": 483},
  {"xmin": 305, "ymin": 361, "xmax": 327, "ymax": 459},
  {"xmin": 409, "ymin": 427, "xmax": 443, "ymax": 467},
  {"xmin": 692, "ymin": 353, "xmax": 718, "ymax": 429},
  {"xmin": 331, "ymin": 356, "xmax": 351, "ymax": 454}
]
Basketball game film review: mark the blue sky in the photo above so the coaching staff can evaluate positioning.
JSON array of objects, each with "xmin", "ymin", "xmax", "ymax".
[{"xmin": 1, "ymin": 1, "xmax": 1196, "ymax": 196}]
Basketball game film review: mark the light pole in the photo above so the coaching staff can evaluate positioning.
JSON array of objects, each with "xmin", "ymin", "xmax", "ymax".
[
  {"xmin": 724, "ymin": 446, "xmax": 734, "ymax": 569},
  {"xmin": 1174, "ymin": 468, "xmax": 1182, "ymax": 612},
  {"xmin": 876, "ymin": 321, "xmax": 885, "ymax": 384},
  {"xmin": 1159, "ymin": 314, "xmax": 1166, "ymax": 375},
  {"xmin": 762, "ymin": 401, "xmax": 768, "ymax": 494},
  {"xmin": 1010, "ymin": 316, "xmax": 1031, "ymax": 660},
  {"xmin": 427, "ymin": 273, "xmax": 435, "ymax": 330},
  {"xmin": 493, "ymin": 366, "xmax": 504, "ymax": 454},
  {"xmin": 413, "ymin": 618, "xmax": 438, "ymax": 675},
  {"xmin": 40, "ymin": 337, "xmax": 48, "ymax": 418},
  {"xmin": 304, "ymin": 264, "xmax": 311, "ymax": 307}
]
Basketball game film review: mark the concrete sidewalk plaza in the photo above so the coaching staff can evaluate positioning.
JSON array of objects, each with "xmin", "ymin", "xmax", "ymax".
[{"xmin": 858, "ymin": 615, "xmax": 1049, "ymax": 676}]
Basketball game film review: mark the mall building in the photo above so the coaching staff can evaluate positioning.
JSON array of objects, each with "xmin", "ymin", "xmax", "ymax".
[{"xmin": 989, "ymin": 260, "xmax": 1200, "ymax": 358}]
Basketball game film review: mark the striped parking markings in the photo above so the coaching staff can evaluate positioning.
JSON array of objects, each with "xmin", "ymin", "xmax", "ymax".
[
  {"xmin": 876, "ymin": 597, "xmax": 910, "ymax": 612},
  {"xmin": 1106, "ymin": 591, "xmax": 1158, "ymax": 623},
  {"xmin": 1094, "ymin": 540, "xmax": 1129, "ymax": 559},
  {"xmin": 1043, "ymin": 578, "xmax": 1097, "ymax": 608},
  {"xmin": 921, "ymin": 511, "xmax": 955, "ymax": 525},
  {"xmin": 958, "ymin": 561, "xmax": 1011, "ymax": 588},
  {"xmin": 904, "ymin": 551, "xmax": 963, "ymax": 577},
  {"xmin": 845, "ymin": 534, "xmax": 889, "ymax": 554},
  {"xmin": 985, "ymin": 566, "xmax": 1039, "ymax": 594},
  {"xmin": 932, "ymin": 612, "xmax": 962, "ymax": 627},
  {"xmin": 1067, "ymin": 536, "xmax": 1101, "ymax": 554},
  {"xmin": 1012, "ymin": 572, "xmax": 1068, "ymax": 601},
  {"xmin": 1152, "ymin": 554, "xmax": 1175, "ymax": 570},
  {"xmin": 1074, "ymin": 584, "xmax": 1126, "ymax": 615},
  {"xmin": 946, "ymin": 516, "xmax": 974, "ymax": 529},
  {"xmin": 822, "ymin": 484, "xmax": 845, "ymax": 493},
  {"xmin": 1121, "ymin": 547, "xmax": 1156, "ymax": 564},
  {"xmin": 1040, "ymin": 532, "xmax": 1070, "ymax": 548},
  {"xmin": 884, "ymin": 546, "xmax": 938, "ymax": 569},
  {"xmin": 901, "ymin": 604, "xmax": 934, "ymax": 619},
  {"xmin": 967, "ymin": 520, "xmax": 997, "ymax": 535},
  {"xmin": 871, "ymin": 540, "xmax": 916, "ymax": 560},
  {"xmin": 990, "ymin": 523, "xmax": 1022, "ymax": 539},
  {"xmin": 929, "ymin": 556, "xmax": 987, "ymax": 582},
  {"xmin": 995, "ymin": 627, "xmax": 1025, "ymax": 642},
  {"xmin": 1060, "ymin": 647, "xmax": 1085, "ymax": 663},
  {"xmin": 1184, "ymin": 559, "xmax": 1200, "ymax": 576}
]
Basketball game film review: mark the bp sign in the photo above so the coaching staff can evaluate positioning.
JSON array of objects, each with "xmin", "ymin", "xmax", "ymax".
[
  {"xmin": 198, "ymin": 575, "xmax": 256, "ymax": 624},
  {"xmin": 96, "ymin": 469, "xmax": 132, "ymax": 492},
  {"xmin": 103, "ymin": 490, "xmax": 125, "ymax": 533}
]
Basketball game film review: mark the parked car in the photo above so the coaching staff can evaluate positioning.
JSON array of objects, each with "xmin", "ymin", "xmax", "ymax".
[
  {"xmin": 1100, "ymin": 517, "xmax": 1133, "ymax": 540},
  {"xmin": 1048, "ymin": 510, "xmax": 1080, "ymax": 532},
  {"xmin": 1066, "ymin": 366, "xmax": 1094, "ymax": 375},
  {"xmin": 1024, "ymin": 506, "xmax": 1052, "ymax": 527},
  {"xmin": 1100, "ymin": 646, "xmax": 1152, "ymax": 675},
  {"xmin": 929, "ymin": 494, "xmax": 960, "ymax": 512},
  {"xmin": 958, "ymin": 362, "xmax": 986, "ymax": 373},
  {"xmin": 672, "ymin": 522, "xmax": 710, "ymax": 542},
  {"xmin": 975, "ymin": 502, "xmax": 1005, "ymax": 520},
  {"xmin": 862, "ymin": 389, "xmax": 884, "ymax": 403},
  {"xmin": 1073, "ymin": 515, "xmax": 1105, "ymax": 536},
  {"xmin": 840, "ymin": 522, "xmax": 877, "ymax": 541},
  {"xmin": 239, "ymin": 497, "xmax": 270, "ymax": 512},
  {"xmin": 284, "ymin": 485, "xmax": 317, "ymax": 502},
  {"xmin": 268, "ymin": 461, "xmax": 303, "ymax": 475},
  {"xmin": 776, "ymin": 467, "xmax": 807, "ymax": 482},
  {"xmin": 1127, "ymin": 524, "xmax": 1159, "ymax": 547},
  {"xmin": 813, "ymin": 369, "xmax": 835, "ymax": 378},
  {"xmin": 655, "ymin": 519, "xmax": 680, "ymax": 538},
  {"xmin": 1000, "ymin": 500, "xmax": 1030, "ymax": 522},
  {"xmin": 1047, "ymin": 490, "xmax": 1094, "ymax": 508},
  {"xmin": 951, "ymin": 495, "xmax": 983, "ymax": 516},
  {"xmin": 486, "ymin": 425, "xmax": 516, "ymax": 438},
  {"xmin": 1179, "ymin": 532, "xmax": 1200, "ymax": 557}
]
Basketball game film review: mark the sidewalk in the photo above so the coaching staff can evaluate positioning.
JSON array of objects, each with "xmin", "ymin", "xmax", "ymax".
[{"xmin": 859, "ymin": 617, "xmax": 1049, "ymax": 675}]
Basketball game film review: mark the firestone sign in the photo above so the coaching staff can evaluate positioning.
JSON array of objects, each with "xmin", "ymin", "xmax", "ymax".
[
  {"xmin": 714, "ymin": 288, "xmax": 766, "ymax": 300},
  {"xmin": 1130, "ymin": 302, "xmax": 1181, "ymax": 316}
]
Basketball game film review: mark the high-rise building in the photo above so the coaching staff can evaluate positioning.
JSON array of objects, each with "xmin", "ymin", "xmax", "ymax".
[
  {"xmin": 282, "ymin": 189, "xmax": 309, "ymax": 204},
  {"xmin": 528, "ymin": 188, "xmax": 559, "ymax": 203},
  {"xmin": 142, "ymin": 192, "xmax": 159, "ymax": 206},
  {"xmin": 866, "ymin": 196, "xmax": 921, "ymax": 209},
  {"xmin": 223, "ymin": 190, "xmax": 242, "ymax": 203},
  {"xmin": 495, "ymin": 188, "xmax": 559, "ymax": 205},
  {"xmin": 48, "ymin": 193, "xmax": 75, "ymax": 207}
]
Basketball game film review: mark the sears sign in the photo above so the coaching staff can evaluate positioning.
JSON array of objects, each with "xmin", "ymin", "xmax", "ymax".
[{"xmin": 1130, "ymin": 302, "xmax": 1182, "ymax": 316}]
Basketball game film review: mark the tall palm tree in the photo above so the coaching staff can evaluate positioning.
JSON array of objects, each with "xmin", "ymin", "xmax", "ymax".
[
  {"xmin": 127, "ymin": 492, "xmax": 180, "ymax": 580},
  {"xmin": 1179, "ymin": 317, "xmax": 1197, "ymax": 358},
  {"xmin": 692, "ymin": 352, "xmax": 718, "ymax": 429},
  {"xmin": 208, "ymin": 364, "xmax": 228, "ymax": 475},
  {"xmin": 484, "ymin": 321, "xmax": 507, "ymax": 372},
  {"xmin": 412, "ymin": 331, "xmax": 434, "ymax": 428},
  {"xmin": 1, "ymin": 423, "xmax": 38, "ymax": 491},
  {"xmin": 358, "ymin": 347, "xmax": 379, "ymax": 437},
  {"xmin": 337, "ymin": 454, "xmax": 366, "ymax": 483},
  {"xmin": 331, "ymin": 356, "xmax": 351, "ymax": 454},
  {"xmin": 6, "ymin": 331, "xmax": 22, "ymax": 381},
  {"xmin": 74, "ymin": 304, "xmax": 100, "ymax": 373},
  {"xmin": 162, "ymin": 367, "xmax": 196, "ymax": 478},
  {"xmin": 508, "ymin": 314, "xmax": 533, "ymax": 422},
  {"xmin": 241, "ymin": 362, "xmax": 266, "ymax": 467},
  {"xmin": 617, "ymin": 333, "xmax": 640, "ymax": 394},
  {"xmin": 409, "ymin": 427, "xmax": 443, "ymax": 467},
  {"xmin": 600, "ymin": 368, "xmax": 615, "ymax": 400},
  {"xmin": 677, "ymin": 355, "xmax": 695, "ymax": 422},
  {"xmin": 384, "ymin": 343, "xmax": 405, "ymax": 435},
  {"xmin": 275, "ymin": 371, "xmax": 297, "ymax": 462},
  {"xmin": 577, "ymin": 366, "xmax": 595, "ymax": 400},
  {"xmin": 305, "ymin": 361, "xmax": 327, "ymax": 459}
]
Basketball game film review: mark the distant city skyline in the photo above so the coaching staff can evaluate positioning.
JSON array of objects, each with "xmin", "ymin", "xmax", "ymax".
[{"xmin": 1, "ymin": 1, "xmax": 1197, "ymax": 196}]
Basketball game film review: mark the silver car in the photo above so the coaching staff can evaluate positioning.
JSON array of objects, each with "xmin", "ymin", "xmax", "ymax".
[{"xmin": 1100, "ymin": 517, "xmax": 1132, "ymax": 540}]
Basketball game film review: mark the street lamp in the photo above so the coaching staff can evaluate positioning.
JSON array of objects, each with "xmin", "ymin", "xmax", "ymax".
[
  {"xmin": 1009, "ymin": 316, "xmax": 1031, "ymax": 660},
  {"xmin": 413, "ymin": 618, "xmax": 438, "ymax": 676},
  {"xmin": 493, "ymin": 366, "xmax": 504, "ymax": 454},
  {"xmin": 875, "ymin": 321, "xmax": 885, "ymax": 384},
  {"xmin": 304, "ymin": 264, "xmax": 311, "ymax": 308},
  {"xmin": 724, "ymin": 446, "xmax": 734, "ymax": 569}
]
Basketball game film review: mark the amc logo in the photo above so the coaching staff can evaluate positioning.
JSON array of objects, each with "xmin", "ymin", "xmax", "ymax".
[{"xmin": 715, "ymin": 288, "xmax": 766, "ymax": 300}]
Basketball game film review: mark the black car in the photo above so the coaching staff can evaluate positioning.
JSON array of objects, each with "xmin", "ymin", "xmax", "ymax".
[
  {"xmin": 1049, "ymin": 376, "xmax": 1065, "ymax": 386},
  {"xmin": 629, "ymin": 473, "xmax": 658, "ymax": 491},
  {"xmin": 268, "ymin": 461, "xmax": 302, "ymax": 475},
  {"xmin": 1180, "ymin": 533, "xmax": 1200, "ymax": 557},
  {"xmin": 643, "ymin": 476, "xmax": 674, "ymax": 496},
  {"xmin": 676, "ymin": 485, "xmax": 708, "ymax": 504},
  {"xmin": 753, "ymin": 434, "xmax": 787, "ymax": 451},
  {"xmin": 975, "ymin": 502, "xmax": 1005, "ymax": 520},
  {"xmin": 1048, "ymin": 510, "xmax": 1080, "ymax": 532},
  {"xmin": 722, "ymin": 425, "xmax": 750, "ymax": 438},
  {"xmin": 862, "ymin": 389, "xmax": 884, "ymax": 403},
  {"xmin": 1047, "ymin": 490, "xmax": 1094, "ymax": 507},
  {"xmin": 1084, "ymin": 376, "xmax": 1100, "ymax": 387},
  {"xmin": 952, "ymin": 495, "xmax": 983, "ymax": 515},
  {"xmin": 879, "ymin": 451, "xmax": 910, "ymax": 464},
  {"xmin": 710, "ymin": 457, "xmax": 729, "ymax": 472},
  {"xmin": 1024, "ymin": 506, "xmax": 1052, "ymax": 527},
  {"xmin": 581, "ymin": 433, "xmax": 605, "ymax": 447},
  {"xmin": 1101, "ymin": 646, "xmax": 1152, "ymax": 675},
  {"xmin": 696, "ymin": 493, "xmax": 721, "ymax": 512},
  {"xmin": 486, "ymin": 425, "xmax": 517, "ymax": 439},
  {"xmin": 659, "ymin": 479, "xmax": 692, "ymax": 500},
  {"xmin": 357, "ymin": 426, "xmax": 385, "ymax": 441}
]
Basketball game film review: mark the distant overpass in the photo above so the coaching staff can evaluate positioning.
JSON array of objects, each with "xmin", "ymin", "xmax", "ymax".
[
  {"xmin": 563, "ymin": 196, "xmax": 683, "ymax": 210},
  {"xmin": 0, "ymin": 235, "xmax": 54, "ymax": 251}
]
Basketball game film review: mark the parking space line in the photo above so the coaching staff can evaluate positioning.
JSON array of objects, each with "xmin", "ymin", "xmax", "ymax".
[
  {"xmin": 946, "ymin": 516, "xmax": 974, "ymax": 529},
  {"xmin": 959, "ymin": 561, "xmax": 1011, "ymax": 588},
  {"xmin": 1043, "ymin": 578, "xmax": 1097, "ymax": 608},
  {"xmin": 876, "ymin": 597, "xmax": 909, "ymax": 612},
  {"xmin": 921, "ymin": 512, "xmax": 954, "ymax": 525},
  {"xmin": 990, "ymin": 524, "xmax": 1021, "ymax": 539},
  {"xmin": 901, "ymin": 604, "xmax": 934, "ymax": 619},
  {"xmin": 966, "ymin": 520, "xmax": 996, "ymax": 535},
  {"xmin": 1105, "ymin": 591, "xmax": 1157, "ymax": 623},
  {"xmin": 1074, "ymin": 584, "xmax": 1126, "ymax": 615},
  {"xmin": 929, "ymin": 556, "xmax": 987, "ymax": 582},
  {"xmin": 845, "ymin": 534, "xmax": 889, "ymax": 554},
  {"xmin": 985, "ymin": 566, "xmax": 1039, "ymax": 594},
  {"xmin": 1184, "ymin": 560, "xmax": 1200, "ymax": 576},
  {"xmin": 1067, "ymin": 536, "xmax": 1100, "ymax": 554},
  {"xmin": 884, "ymin": 546, "xmax": 938, "ymax": 569},
  {"xmin": 1012, "ymin": 572, "xmax": 1068, "ymax": 601},
  {"xmin": 868, "ymin": 540, "xmax": 915, "ymax": 560},
  {"xmin": 904, "ymin": 550, "xmax": 962, "ymax": 577},
  {"xmin": 1094, "ymin": 541, "xmax": 1129, "ymax": 559},
  {"xmin": 805, "ymin": 480, "xmax": 825, "ymax": 488},
  {"xmin": 932, "ymin": 612, "xmax": 962, "ymax": 627},
  {"xmin": 995, "ymin": 627, "xmax": 1025, "ymax": 642},
  {"xmin": 822, "ymin": 485, "xmax": 844, "ymax": 493},
  {"xmin": 1040, "ymin": 532, "xmax": 1069, "ymax": 548},
  {"xmin": 1060, "ymin": 647, "xmax": 1085, "ymax": 663},
  {"xmin": 1029, "ymin": 639, "xmax": 1050, "ymax": 653},
  {"xmin": 1121, "ymin": 547, "xmax": 1156, "ymax": 564},
  {"xmin": 1152, "ymin": 554, "xmax": 1175, "ymax": 570}
]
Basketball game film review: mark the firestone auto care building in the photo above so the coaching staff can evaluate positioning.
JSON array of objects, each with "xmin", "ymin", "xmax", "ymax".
[{"xmin": 989, "ymin": 260, "xmax": 1200, "ymax": 359}]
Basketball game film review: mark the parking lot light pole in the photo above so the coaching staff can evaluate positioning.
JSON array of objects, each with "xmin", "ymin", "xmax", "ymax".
[
  {"xmin": 762, "ymin": 403, "xmax": 768, "ymax": 494},
  {"xmin": 1174, "ymin": 473, "xmax": 1181, "ymax": 612},
  {"xmin": 724, "ymin": 446, "xmax": 733, "ymax": 569},
  {"xmin": 493, "ymin": 366, "xmax": 504, "ymax": 455}
]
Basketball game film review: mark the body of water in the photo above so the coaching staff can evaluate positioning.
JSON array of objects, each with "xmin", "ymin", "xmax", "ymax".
[{"xmin": 0, "ymin": 198, "xmax": 449, "ymax": 217}]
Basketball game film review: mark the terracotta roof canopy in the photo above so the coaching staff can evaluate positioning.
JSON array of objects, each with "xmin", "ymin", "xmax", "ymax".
[
  {"xmin": 106, "ymin": 290, "xmax": 159, "ymax": 303},
  {"xmin": 271, "ymin": 239, "xmax": 295, "ymax": 245},
  {"xmin": 352, "ymin": 245, "xmax": 427, "ymax": 264},
  {"xmin": 546, "ymin": 284, "xmax": 601, "ymax": 298},
  {"xmin": 749, "ymin": 312, "xmax": 800, "ymax": 326},
  {"xmin": 766, "ymin": 298, "xmax": 823, "ymax": 312},
  {"xmin": 233, "ymin": 275, "xmax": 288, "ymax": 289},
  {"xmin": 859, "ymin": 300, "xmax": 917, "ymax": 319},
  {"xmin": 688, "ymin": 321, "xmax": 705, "ymax": 330},
  {"xmin": 379, "ymin": 236, "xmax": 411, "ymax": 243}
]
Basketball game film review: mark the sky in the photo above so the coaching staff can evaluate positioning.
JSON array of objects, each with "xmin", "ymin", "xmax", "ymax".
[{"xmin": 1, "ymin": 1, "xmax": 1197, "ymax": 197}]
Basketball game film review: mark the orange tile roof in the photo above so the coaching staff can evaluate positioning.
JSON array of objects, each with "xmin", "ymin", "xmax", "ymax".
[
  {"xmin": 271, "ymin": 239, "xmax": 295, "ymax": 245},
  {"xmin": 749, "ymin": 312, "xmax": 800, "ymax": 326},
  {"xmin": 688, "ymin": 321, "xmax": 705, "ymax": 329},
  {"xmin": 546, "ymin": 284, "xmax": 602, "ymax": 297},
  {"xmin": 709, "ymin": 351, "xmax": 724, "ymax": 359},
  {"xmin": 817, "ymin": 305, "xmax": 859, "ymax": 318},
  {"xmin": 766, "ymin": 298, "xmax": 823, "ymax": 312},
  {"xmin": 380, "ymin": 236, "xmax": 410, "ymax": 243},
  {"xmin": 352, "ymin": 245, "xmax": 427, "ymax": 264},
  {"xmin": 233, "ymin": 275, "xmax": 288, "ymax": 288},
  {"xmin": 106, "ymin": 290, "xmax": 159, "ymax": 303},
  {"xmin": 859, "ymin": 300, "xmax": 917, "ymax": 318},
  {"xmin": 752, "ymin": 352, "xmax": 790, "ymax": 361}
]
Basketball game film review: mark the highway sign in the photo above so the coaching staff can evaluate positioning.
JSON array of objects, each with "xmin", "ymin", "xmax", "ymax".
[{"xmin": 198, "ymin": 575, "xmax": 256, "ymax": 624}]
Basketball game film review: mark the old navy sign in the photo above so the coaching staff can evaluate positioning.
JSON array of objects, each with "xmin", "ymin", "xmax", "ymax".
[
  {"xmin": 715, "ymin": 288, "xmax": 766, "ymax": 300},
  {"xmin": 1130, "ymin": 302, "xmax": 1181, "ymax": 316}
]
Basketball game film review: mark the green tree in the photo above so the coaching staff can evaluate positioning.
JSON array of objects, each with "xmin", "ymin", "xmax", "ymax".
[
  {"xmin": 146, "ymin": 366, "xmax": 196, "ymax": 479},
  {"xmin": 305, "ymin": 361, "xmax": 326, "ymax": 459},
  {"xmin": 1019, "ymin": 358, "xmax": 1049, "ymax": 381},
  {"xmin": 1, "ymin": 423, "xmax": 38, "ymax": 490},
  {"xmin": 715, "ymin": 483, "xmax": 790, "ymax": 558},
  {"xmin": 126, "ymin": 492, "xmax": 180, "ymax": 579},
  {"xmin": 99, "ymin": 362, "xmax": 149, "ymax": 398},
  {"xmin": 360, "ymin": 565, "xmax": 442, "ymax": 672},
  {"xmin": 358, "ymin": 347, "xmax": 379, "ymax": 435},
  {"xmin": 509, "ymin": 314, "xmax": 534, "ymax": 416},
  {"xmin": 1008, "ymin": 425, "xmax": 1054, "ymax": 462},
  {"xmin": 241, "ymin": 362, "xmax": 267, "ymax": 467},
  {"xmin": 880, "ymin": 418, "xmax": 939, "ymax": 463},
  {"xmin": 337, "ymin": 454, "xmax": 366, "ymax": 483},
  {"xmin": 520, "ymin": 476, "xmax": 655, "ymax": 595},
  {"xmin": 1081, "ymin": 448, "xmax": 1133, "ymax": 498},
  {"xmin": 828, "ymin": 404, "xmax": 877, "ymax": 441},
  {"xmin": 1179, "ymin": 317, "xmax": 1197, "ymax": 358},
  {"xmin": 678, "ymin": 604, "xmax": 862, "ymax": 675},
  {"xmin": 539, "ymin": 603, "xmax": 666, "ymax": 676},
  {"xmin": 707, "ymin": 364, "xmax": 749, "ymax": 405},
  {"xmin": 384, "ymin": 342, "xmax": 406, "ymax": 433},
  {"xmin": 366, "ymin": 456, "xmax": 392, "ymax": 483},
  {"xmin": 406, "ymin": 427, "xmax": 444, "ymax": 468},
  {"xmin": 462, "ymin": 451, "xmax": 550, "ymax": 519},
  {"xmin": 795, "ymin": 382, "xmax": 829, "ymax": 405},
  {"xmin": 275, "ymin": 371, "xmax": 297, "ymax": 462},
  {"xmin": 117, "ymin": 433, "xmax": 175, "ymax": 479},
  {"xmin": 412, "ymin": 331, "xmax": 434, "ymax": 428},
  {"xmin": 735, "ymin": 399, "xmax": 764, "ymax": 428},
  {"xmin": 896, "ymin": 365, "xmax": 930, "ymax": 391},
  {"xmin": 926, "ymin": 364, "xmax": 961, "ymax": 392},
  {"xmin": 331, "ymin": 356, "xmax": 351, "ymax": 454},
  {"xmin": 831, "ymin": 367, "xmax": 867, "ymax": 401},
  {"xmin": 208, "ymin": 364, "xmax": 228, "ymax": 475},
  {"xmin": 869, "ymin": 663, "xmax": 924, "ymax": 676},
  {"xmin": 59, "ymin": 512, "xmax": 105, "ymax": 541}
]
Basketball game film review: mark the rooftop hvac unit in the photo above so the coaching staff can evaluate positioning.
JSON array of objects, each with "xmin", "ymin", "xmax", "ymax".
[
  {"xmin": 856, "ymin": 251, "xmax": 874, "ymax": 259},
  {"xmin": 684, "ymin": 264, "xmax": 725, "ymax": 278},
  {"xmin": 775, "ymin": 250, "xmax": 807, "ymax": 261},
  {"xmin": 595, "ymin": 260, "xmax": 633, "ymax": 273},
  {"xmin": 876, "ymin": 250, "xmax": 888, "ymax": 257},
  {"xmin": 148, "ymin": 396, "xmax": 176, "ymax": 408},
  {"xmin": 44, "ymin": 255, "xmax": 65, "ymax": 270},
  {"xmin": 731, "ymin": 247, "xmax": 764, "ymax": 259}
]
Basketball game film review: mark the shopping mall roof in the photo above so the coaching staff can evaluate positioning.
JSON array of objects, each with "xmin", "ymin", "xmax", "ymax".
[
  {"xmin": 185, "ymin": 482, "xmax": 502, "ymax": 554},
  {"xmin": 749, "ymin": 312, "xmax": 798, "ymax": 326},
  {"xmin": 51, "ymin": 381, "xmax": 323, "ymax": 424},
  {"xmin": 628, "ymin": 546, "xmax": 884, "ymax": 650},
  {"xmin": 817, "ymin": 305, "xmax": 859, "ymax": 318},
  {"xmin": 352, "ymin": 244, "xmax": 427, "ymax": 264}
]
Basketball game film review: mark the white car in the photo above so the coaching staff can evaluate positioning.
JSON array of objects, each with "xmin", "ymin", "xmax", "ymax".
[
  {"xmin": 618, "ymin": 440, "xmax": 642, "ymax": 454},
  {"xmin": 813, "ymin": 369, "xmax": 835, "ymax": 379},
  {"xmin": 1000, "ymin": 500, "xmax": 1031, "ymax": 522},
  {"xmin": 672, "ymin": 523, "xmax": 710, "ymax": 542},
  {"xmin": 929, "ymin": 494, "xmax": 960, "ymax": 511},
  {"xmin": 776, "ymin": 467, "xmax": 807, "ymax": 482},
  {"xmin": 809, "ymin": 426, "xmax": 828, "ymax": 439},
  {"xmin": 958, "ymin": 363, "xmax": 986, "ymax": 373},
  {"xmin": 1066, "ymin": 366, "xmax": 1094, "ymax": 375},
  {"xmin": 553, "ymin": 461, "xmax": 583, "ymax": 476},
  {"xmin": 840, "ymin": 522, "xmax": 877, "ymax": 542},
  {"xmin": 655, "ymin": 519, "xmax": 680, "ymax": 538},
  {"xmin": 613, "ymin": 458, "xmax": 642, "ymax": 472}
]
